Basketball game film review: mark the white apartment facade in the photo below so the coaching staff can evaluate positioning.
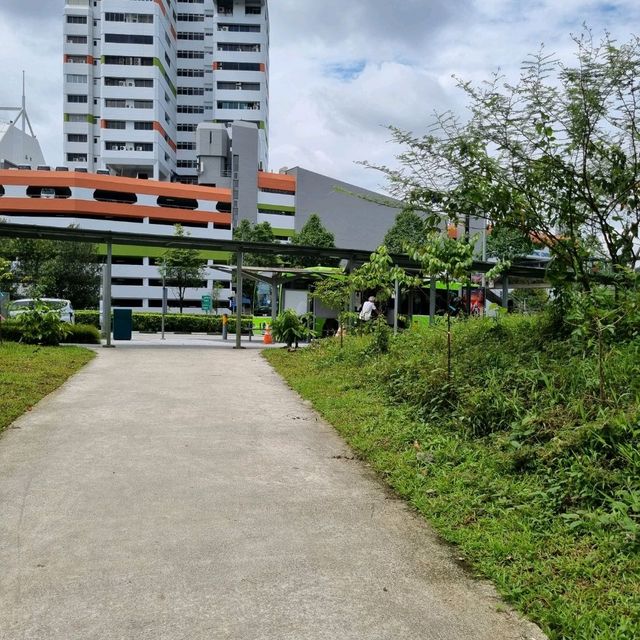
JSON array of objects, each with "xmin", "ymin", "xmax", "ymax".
[{"xmin": 62, "ymin": 0, "xmax": 269, "ymax": 182}]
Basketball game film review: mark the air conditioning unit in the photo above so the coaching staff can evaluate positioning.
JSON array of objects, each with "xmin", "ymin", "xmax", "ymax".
[{"xmin": 126, "ymin": 81, "xmax": 135, "ymax": 87}]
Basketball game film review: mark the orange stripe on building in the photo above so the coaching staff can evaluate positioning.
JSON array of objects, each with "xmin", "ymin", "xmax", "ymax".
[
  {"xmin": 153, "ymin": 122, "xmax": 177, "ymax": 152},
  {"xmin": 154, "ymin": 0, "xmax": 167, "ymax": 16},
  {"xmin": 0, "ymin": 198, "xmax": 232, "ymax": 225},
  {"xmin": 258, "ymin": 172, "xmax": 296, "ymax": 193},
  {"xmin": 170, "ymin": 25, "xmax": 177, "ymax": 40},
  {"xmin": 0, "ymin": 170, "xmax": 231, "ymax": 202},
  {"xmin": 259, "ymin": 63, "xmax": 266, "ymax": 72},
  {"xmin": 87, "ymin": 55, "xmax": 94, "ymax": 65}
]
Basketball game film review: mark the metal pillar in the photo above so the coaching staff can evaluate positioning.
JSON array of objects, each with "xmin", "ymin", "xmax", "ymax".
[
  {"xmin": 271, "ymin": 281, "xmax": 278, "ymax": 324},
  {"xmin": 235, "ymin": 250, "xmax": 243, "ymax": 349},
  {"xmin": 429, "ymin": 278, "xmax": 437, "ymax": 324},
  {"xmin": 393, "ymin": 277, "xmax": 399, "ymax": 335},
  {"xmin": 102, "ymin": 240, "xmax": 113, "ymax": 348},
  {"xmin": 161, "ymin": 274, "xmax": 167, "ymax": 340}
]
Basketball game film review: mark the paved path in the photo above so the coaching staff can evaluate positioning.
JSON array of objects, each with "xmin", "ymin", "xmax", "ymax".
[{"xmin": 0, "ymin": 347, "xmax": 546, "ymax": 640}]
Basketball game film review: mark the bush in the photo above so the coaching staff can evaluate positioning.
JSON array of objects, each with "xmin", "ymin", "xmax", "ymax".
[
  {"xmin": 63, "ymin": 324, "xmax": 101, "ymax": 344},
  {"xmin": 17, "ymin": 301, "xmax": 71, "ymax": 346},
  {"xmin": 271, "ymin": 309, "xmax": 309, "ymax": 348},
  {"xmin": 74, "ymin": 310, "xmax": 253, "ymax": 334}
]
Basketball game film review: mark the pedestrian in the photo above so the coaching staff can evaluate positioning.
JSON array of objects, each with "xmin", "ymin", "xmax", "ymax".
[{"xmin": 359, "ymin": 296, "xmax": 377, "ymax": 321}]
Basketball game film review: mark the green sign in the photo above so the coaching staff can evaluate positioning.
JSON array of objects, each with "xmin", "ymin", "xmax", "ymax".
[{"xmin": 201, "ymin": 295, "xmax": 212, "ymax": 311}]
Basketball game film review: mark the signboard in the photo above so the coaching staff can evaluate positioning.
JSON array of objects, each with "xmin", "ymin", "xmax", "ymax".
[{"xmin": 201, "ymin": 294, "xmax": 212, "ymax": 312}]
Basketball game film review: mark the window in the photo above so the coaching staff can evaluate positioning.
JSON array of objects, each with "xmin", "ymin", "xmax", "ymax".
[
  {"xmin": 177, "ymin": 141, "xmax": 195, "ymax": 150},
  {"xmin": 177, "ymin": 123, "xmax": 197, "ymax": 132},
  {"xmin": 217, "ymin": 81, "xmax": 260, "ymax": 91},
  {"xmin": 67, "ymin": 133, "xmax": 88, "ymax": 142},
  {"xmin": 217, "ymin": 101, "xmax": 260, "ymax": 110},
  {"xmin": 217, "ymin": 1, "xmax": 233, "ymax": 15},
  {"xmin": 214, "ymin": 62, "xmax": 261, "ymax": 71},
  {"xmin": 66, "ymin": 74, "xmax": 88, "ymax": 83},
  {"xmin": 105, "ymin": 34, "xmax": 153, "ymax": 45},
  {"xmin": 103, "ymin": 56, "xmax": 153, "ymax": 66},
  {"xmin": 104, "ymin": 77, "xmax": 154, "ymax": 88},
  {"xmin": 177, "ymin": 105, "xmax": 204, "ymax": 114},
  {"xmin": 218, "ymin": 23, "xmax": 260, "ymax": 33},
  {"xmin": 135, "ymin": 143, "xmax": 153, "ymax": 151},
  {"xmin": 217, "ymin": 43, "xmax": 260, "ymax": 52},
  {"xmin": 67, "ymin": 15, "xmax": 87, "ymax": 24},
  {"xmin": 105, "ymin": 141, "xmax": 127, "ymax": 151},
  {"xmin": 67, "ymin": 153, "xmax": 87, "ymax": 162},
  {"xmin": 66, "ymin": 114, "xmax": 87, "ymax": 123},
  {"xmin": 177, "ymin": 86, "xmax": 204, "ymax": 95},
  {"xmin": 66, "ymin": 35, "xmax": 87, "ymax": 44},
  {"xmin": 68, "ymin": 94, "xmax": 88, "ymax": 103},
  {"xmin": 177, "ymin": 68, "xmax": 204, "ymax": 77},
  {"xmin": 246, "ymin": 6, "xmax": 261, "ymax": 15},
  {"xmin": 177, "ymin": 13, "xmax": 204, "ymax": 21},
  {"xmin": 178, "ymin": 32, "xmax": 205, "ymax": 40},
  {"xmin": 134, "ymin": 121, "xmax": 153, "ymax": 130},
  {"xmin": 177, "ymin": 160, "xmax": 198, "ymax": 168},
  {"xmin": 105, "ymin": 99, "xmax": 126, "ymax": 108},
  {"xmin": 177, "ymin": 50, "xmax": 205, "ymax": 59},
  {"xmin": 177, "ymin": 0, "xmax": 204, "ymax": 3},
  {"xmin": 104, "ymin": 120, "xmax": 126, "ymax": 129},
  {"xmin": 133, "ymin": 100, "xmax": 153, "ymax": 109},
  {"xmin": 105, "ymin": 12, "xmax": 153, "ymax": 23},
  {"xmin": 66, "ymin": 55, "xmax": 87, "ymax": 64}
]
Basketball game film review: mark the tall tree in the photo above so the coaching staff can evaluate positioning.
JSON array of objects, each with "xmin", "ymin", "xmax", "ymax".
[
  {"xmin": 159, "ymin": 224, "xmax": 206, "ymax": 313},
  {"xmin": 383, "ymin": 210, "xmax": 427, "ymax": 255},
  {"xmin": 365, "ymin": 31, "xmax": 640, "ymax": 294},
  {"xmin": 289, "ymin": 214, "xmax": 335, "ymax": 267}
]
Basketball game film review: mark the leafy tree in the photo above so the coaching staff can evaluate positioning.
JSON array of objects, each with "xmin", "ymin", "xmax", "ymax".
[
  {"xmin": 486, "ymin": 226, "xmax": 534, "ymax": 262},
  {"xmin": 366, "ymin": 31, "xmax": 640, "ymax": 294},
  {"xmin": 312, "ymin": 276, "xmax": 353, "ymax": 346},
  {"xmin": 159, "ymin": 224, "xmax": 206, "ymax": 314},
  {"xmin": 409, "ymin": 234, "xmax": 475, "ymax": 379},
  {"xmin": 232, "ymin": 220, "xmax": 277, "ymax": 312},
  {"xmin": 0, "ymin": 235, "xmax": 101, "ymax": 308},
  {"xmin": 383, "ymin": 210, "xmax": 427, "ymax": 255},
  {"xmin": 39, "ymin": 240, "xmax": 102, "ymax": 309},
  {"xmin": 290, "ymin": 214, "xmax": 336, "ymax": 267}
]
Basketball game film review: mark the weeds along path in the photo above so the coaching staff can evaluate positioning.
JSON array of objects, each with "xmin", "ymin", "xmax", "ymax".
[{"xmin": 0, "ymin": 347, "xmax": 545, "ymax": 640}]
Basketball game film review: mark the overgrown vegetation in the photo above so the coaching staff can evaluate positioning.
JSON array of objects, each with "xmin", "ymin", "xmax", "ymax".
[
  {"xmin": 0, "ymin": 342, "xmax": 95, "ymax": 434},
  {"xmin": 265, "ymin": 312, "xmax": 640, "ymax": 640}
]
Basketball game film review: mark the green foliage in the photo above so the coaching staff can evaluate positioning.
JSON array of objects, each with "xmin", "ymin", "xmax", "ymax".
[
  {"xmin": 64, "ymin": 324, "xmax": 101, "ymax": 344},
  {"xmin": 266, "ymin": 314, "xmax": 640, "ymax": 639},
  {"xmin": 17, "ymin": 300, "xmax": 71, "ymax": 346},
  {"xmin": 0, "ymin": 342, "xmax": 94, "ymax": 434},
  {"xmin": 290, "ymin": 214, "xmax": 336, "ymax": 267},
  {"xmin": 271, "ymin": 309, "xmax": 309, "ymax": 348},
  {"xmin": 383, "ymin": 209, "xmax": 427, "ymax": 255},
  {"xmin": 74, "ymin": 310, "xmax": 253, "ymax": 334},
  {"xmin": 159, "ymin": 225, "xmax": 206, "ymax": 314},
  {"xmin": 486, "ymin": 225, "xmax": 534, "ymax": 261},
  {"xmin": 366, "ymin": 32, "xmax": 640, "ymax": 295},
  {"xmin": 0, "ymin": 236, "xmax": 101, "ymax": 308},
  {"xmin": 233, "ymin": 219, "xmax": 277, "ymax": 268},
  {"xmin": 351, "ymin": 245, "xmax": 418, "ymax": 310}
]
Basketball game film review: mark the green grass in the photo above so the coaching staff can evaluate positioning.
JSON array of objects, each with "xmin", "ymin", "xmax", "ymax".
[
  {"xmin": 0, "ymin": 342, "xmax": 95, "ymax": 434},
  {"xmin": 264, "ymin": 318, "xmax": 640, "ymax": 640}
]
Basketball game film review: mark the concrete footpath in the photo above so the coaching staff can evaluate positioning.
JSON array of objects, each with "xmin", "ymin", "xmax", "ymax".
[{"xmin": 0, "ymin": 347, "xmax": 546, "ymax": 640}]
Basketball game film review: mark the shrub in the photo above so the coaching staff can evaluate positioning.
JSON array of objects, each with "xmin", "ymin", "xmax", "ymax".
[
  {"xmin": 18, "ymin": 301, "xmax": 71, "ymax": 346},
  {"xmin": 271, "ymin": 309, "xmax": 309, "ymax": 348},
  {"xmin": 63, "ymin": 324, "xmax": 101, "ymax": 344}
]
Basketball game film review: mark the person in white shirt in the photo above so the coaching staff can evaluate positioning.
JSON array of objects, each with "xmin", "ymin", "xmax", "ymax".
[{"xmin": 359, "ymin": 296, "xmax": 377, "ymax": 321}]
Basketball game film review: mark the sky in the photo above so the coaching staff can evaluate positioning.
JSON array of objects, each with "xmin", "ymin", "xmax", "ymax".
[{"xmin": 0, "ymin": 0, "xmax": 638, "ymax": 193}]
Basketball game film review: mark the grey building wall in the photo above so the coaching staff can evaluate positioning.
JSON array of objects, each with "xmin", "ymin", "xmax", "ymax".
[
  {"xmin": 195, "ymin": 123, "xmax": 231, "ymax": 188},
  {"xmin": 231, "ymin": 122, "xmax": 259, "ymax": 226},
  {"xmin": 288, "ymin": 167, "xmax": 400, "ymax": 252}
]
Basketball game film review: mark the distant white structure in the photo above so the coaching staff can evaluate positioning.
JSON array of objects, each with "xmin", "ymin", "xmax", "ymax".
[{"xmin": 0, "ymin": 79, "xmax": 46, "ymax": 168}]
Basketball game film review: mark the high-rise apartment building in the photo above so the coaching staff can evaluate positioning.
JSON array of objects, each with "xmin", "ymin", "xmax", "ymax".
[{"xmin": 62, "ymin": 0, "xmax": 269, "ymax": 182}]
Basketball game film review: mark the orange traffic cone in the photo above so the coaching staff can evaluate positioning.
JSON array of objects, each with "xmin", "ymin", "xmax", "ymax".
[{"xmin": 263, "ymin": 324, "xmax": 273, "ymax": 344}]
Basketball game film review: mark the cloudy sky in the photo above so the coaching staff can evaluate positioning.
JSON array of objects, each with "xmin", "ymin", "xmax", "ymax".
[{"xmin": 0, "ymin": 0, "xmax": 638, "ymax": 192}]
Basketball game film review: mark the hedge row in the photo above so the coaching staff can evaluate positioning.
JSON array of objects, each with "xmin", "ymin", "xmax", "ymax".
[
  {"xmin": 0, "ymin": 321, "xmax": 101, "ymax": 345},
  {"xmin": 74, "ymin": 310, "xmax": 254, "ymax": 334}
]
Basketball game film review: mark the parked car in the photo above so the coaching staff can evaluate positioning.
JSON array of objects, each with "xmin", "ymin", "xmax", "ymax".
[{"xmin": 8, "ymin": 298, "xmax": 75, "ymax": 324}]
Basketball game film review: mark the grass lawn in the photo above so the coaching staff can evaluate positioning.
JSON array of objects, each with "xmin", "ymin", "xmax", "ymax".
[
  {"xmin": 0, "ymin": 341, "xmax": 95, "ymax": 434},
  {"xmin": 264, "ymin": 328, "xmax": 640, "ymax": 640}
]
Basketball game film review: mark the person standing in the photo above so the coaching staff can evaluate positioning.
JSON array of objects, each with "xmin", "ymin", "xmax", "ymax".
[{"xmin": 359, "ymin": 296, "xmax": 377, "ymax": 321}]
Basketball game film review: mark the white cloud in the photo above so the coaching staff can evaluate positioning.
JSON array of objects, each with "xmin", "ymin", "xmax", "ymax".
[{"xmin": 1, "ymin": 1, "xmax": 638, "ymax": 192}]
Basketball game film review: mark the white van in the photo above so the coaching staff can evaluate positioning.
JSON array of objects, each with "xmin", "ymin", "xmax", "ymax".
[{"xmin": 8, "ymin": 298, "xmax": 75, "ymax": 324}]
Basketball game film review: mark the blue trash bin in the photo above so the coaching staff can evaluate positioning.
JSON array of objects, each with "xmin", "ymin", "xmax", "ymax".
[{"xmin": 113, "ymin": 308, "xmax": 133, "ymax": 340}]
